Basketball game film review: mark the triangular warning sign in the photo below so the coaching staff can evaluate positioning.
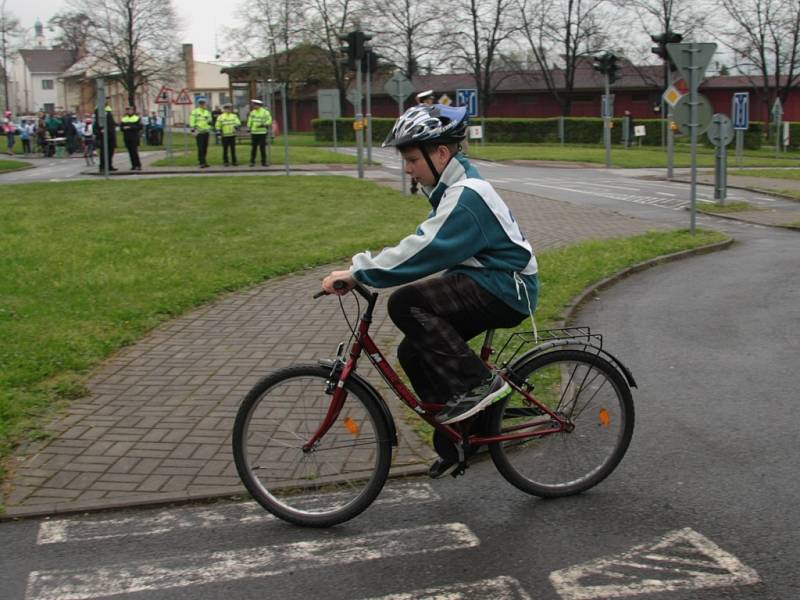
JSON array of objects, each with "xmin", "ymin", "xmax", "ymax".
[
  {"xmin": 173, "ymin": 88, "xmax": 193, "ymax": 105},
  {"xmin": 667, "ymin": 43, "xmax": 717, "ymax": 89},
  {"xmin": 155, "ymin": 85, "xmax": 172, "ymax": 104},
  {"xmin": 549, "ymin": 528, "xmax": 759, "ymax": 599}
]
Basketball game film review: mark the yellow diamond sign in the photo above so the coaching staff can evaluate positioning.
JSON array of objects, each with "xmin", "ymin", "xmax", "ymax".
[{"xmin": 663, "ymin": 86, "xmax": 684, "ymax": 107}]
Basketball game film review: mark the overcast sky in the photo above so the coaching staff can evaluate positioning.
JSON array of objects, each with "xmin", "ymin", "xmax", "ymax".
[{"xmin": 4, "ymin": 0, "xmax": 223, "ymax": 62}]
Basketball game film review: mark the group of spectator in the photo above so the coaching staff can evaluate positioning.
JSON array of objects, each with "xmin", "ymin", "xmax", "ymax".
[{"xmin": 2, "ymin": 108, "xmax": 165, "ymax": 168}]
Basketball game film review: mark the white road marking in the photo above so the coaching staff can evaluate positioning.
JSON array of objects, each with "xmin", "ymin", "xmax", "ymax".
[
  {"xmin": 754, "ymin": 196, "xmax": 777, "ymax": 202},
  {"xmin": 27, "ymin": 522, "xmax": 479, "ymax": 600},
  {"xmin": 37, "ymin": 482, "xmax": 440, "ymax": 545},
  {"xmin": 655, "ymin": 191, "xmax": 676, "ymax": 197},
  {"xmin": 362, "ymin": 575, "xmax": 532, "ymax": 599},
  {"xmin": 549, "ymin": 527, "xmax": 760, "ymax": 600}
]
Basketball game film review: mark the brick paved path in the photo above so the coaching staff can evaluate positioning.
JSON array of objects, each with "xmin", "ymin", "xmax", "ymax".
[{"xmin": 2, "ymin": 188, "xmax": 671, "ymax": 517}]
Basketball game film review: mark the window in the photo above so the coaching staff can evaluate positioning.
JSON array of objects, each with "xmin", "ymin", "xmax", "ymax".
[
  {"xmin": 42, "ymin": 79, "xmax": 54, "ymax": 90},
  {"xmin": 44, "ymin": 103, "xmax": 55, "ymax": 114}
]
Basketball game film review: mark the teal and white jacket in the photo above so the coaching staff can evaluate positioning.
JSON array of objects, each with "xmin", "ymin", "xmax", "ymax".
[{"xmin": 350, "ymin": 153, "xmax": 538, "ymax": 316}]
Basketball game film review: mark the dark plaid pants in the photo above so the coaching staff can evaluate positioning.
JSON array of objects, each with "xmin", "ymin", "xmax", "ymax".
[{"xmin": 386, "ymin": 274, "xmax": 526, "ymax": 403}]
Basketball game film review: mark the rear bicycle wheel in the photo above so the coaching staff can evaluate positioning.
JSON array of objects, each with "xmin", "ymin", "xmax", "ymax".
[
  {"xmin": 489, "ymin": 349, "xmax": 634, "ymax": 497},
  {"xmin": 233, "ymin": 364, "xmax": 392, "ymax": 527}
]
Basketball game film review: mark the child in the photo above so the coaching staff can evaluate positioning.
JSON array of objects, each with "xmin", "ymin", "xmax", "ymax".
[
  {"xmin": 3, "ymin": 110, "xmax": 17, "ymax": 155},
  {"xmin": 19, "ymin": 119, "xmax": 35, "ymax": 155},
  {"xmin": 81, "ymin": 116, "xmax": 95, "ymax": 165}
]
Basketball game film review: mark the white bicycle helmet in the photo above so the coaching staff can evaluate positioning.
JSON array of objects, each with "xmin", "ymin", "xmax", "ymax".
[{"xmin": 383, "ymin": 104, "xmax": 468, "ymax": 148}]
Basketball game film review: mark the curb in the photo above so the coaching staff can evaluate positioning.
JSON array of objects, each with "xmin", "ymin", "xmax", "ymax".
[
  {"xmin": 555, "ymin": 237, "xmax": 735, "ymax": 327},
  {"xmin": 645, "ymin": 175, "xmax": 800, "ymax": 203},
  {"xmin": 0, "ymin": 237, "xmax": 734, "ymax": 522},
  {"xmin": 688, "ymin": 207, "xmax": 800, "ymax": 231}
]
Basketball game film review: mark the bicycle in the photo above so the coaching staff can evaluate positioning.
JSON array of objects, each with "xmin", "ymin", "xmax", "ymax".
[{"xmin": 232, "ymin": 281, "xmax": 637, "ymax": 527}]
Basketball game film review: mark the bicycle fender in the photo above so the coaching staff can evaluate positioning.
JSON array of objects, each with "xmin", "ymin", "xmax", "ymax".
[{"xmin": 318, "ymin": 360, "xmax": 399, "ymax": 446}]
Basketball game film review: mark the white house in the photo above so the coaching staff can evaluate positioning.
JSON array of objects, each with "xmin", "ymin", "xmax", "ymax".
[{"xmin": 11, "ymin": 48, "xmax": 73, "ymax": 115}]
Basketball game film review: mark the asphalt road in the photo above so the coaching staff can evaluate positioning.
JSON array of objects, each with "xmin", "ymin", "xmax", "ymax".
[{"xmin": 1, "ymin": 156, "xmax": 798, "ymax": 599}]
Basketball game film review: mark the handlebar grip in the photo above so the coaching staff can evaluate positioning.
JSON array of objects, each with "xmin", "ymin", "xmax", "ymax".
[
  {"xmin": 313, "ymin": 279, "xmax": 350, "ymax": 299},
  {"xmin": 312, "ymin": 290, "xmax": 328, "ymax": 299}
]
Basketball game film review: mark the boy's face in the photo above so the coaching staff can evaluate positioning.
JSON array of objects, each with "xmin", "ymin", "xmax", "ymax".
[{"xmin": 400, "ymin": 145, "xmax": 451, "ymax": 188}]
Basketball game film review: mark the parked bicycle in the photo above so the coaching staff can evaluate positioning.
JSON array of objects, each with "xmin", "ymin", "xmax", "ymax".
[{"xmin": 233, "ymin": 281, "xmax": 636, "ymax": 527}]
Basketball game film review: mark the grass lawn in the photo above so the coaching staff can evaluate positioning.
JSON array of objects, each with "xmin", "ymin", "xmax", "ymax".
[
  {"xmin": 151, "ymin": 143, "xmax": 358, "ymax": 167},
  {"xmin": 729, "ymin": 168, "xmax": 800, "ymax": 180},
  {"xmin": 696, "ymin": 201, "xmax": 757, "ymax": 214},
  {"xmin": 0, "ymin": 176, "xmax": 427, "ymax": 478},
  {"xmin": 0, "ymin": 159, "xmax": 32, "ymax": 172},
  {"xmin": 467, "ymin": 143, "xmax": 800, "ymax": 169}
]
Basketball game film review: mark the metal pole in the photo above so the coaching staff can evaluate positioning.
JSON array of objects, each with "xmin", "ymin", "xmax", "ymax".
[
  {"xmin": 332, "ymin": 116, "xmax": 338, "ymax": 152},
  {"xmin": 688, "ymin": 46, "xmax": 698, "ymax": 235},
  {"xmin": 735, "ymin": 129, "xmax": 743, "ymax": 166},
  {"xmin": 366, "ymin": 54, "xmax": 372, "ymax": 165},
  {"xmin": 97, "ymin": 78, "xmax": 109, "ymax": 180},
  {"xmin": 666, "ymin": 68, "xmax": 674, "ymax": 179},
  {"xmin": 164, "ymin": 104, "xmax": 172, "ymax": 160},
  {"xmin": 559, "ymin": 116, "xmax": 564, "ymax": 145},
  {"xmin": 355, "ymin": 60, "xmax": 364, "ymax": 179},
  {"xmin": 397, "ymin": 91, "xmax": 406, "ymax": 195},
  {"xmin": 604, "ymin": 74, "xmax": 611, "ymax": 168},
  {"xmin": 281, "ymin": 83, "xmax": 289, "ymax": 175}
]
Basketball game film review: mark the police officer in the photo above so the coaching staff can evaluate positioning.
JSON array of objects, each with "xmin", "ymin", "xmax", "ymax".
[
  {"xmin": 121, "ymin": 106, "xmax": 143, "ymax": 170},
  {"xmin": 216, "ymin": 103, "xmax": 242, "ymax": 166},
  {"xmin": 190, "ymin": 97, "xmax": 213, "ymax": 168},
  {"xmin": 416, "ymin": 90, "xmax": 435, "ymax": 105},
  {"xmin": 247, "ymin": 99, "xmax": 273, "ymax": 166}
]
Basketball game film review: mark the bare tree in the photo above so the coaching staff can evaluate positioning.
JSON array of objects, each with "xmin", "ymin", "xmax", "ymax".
[
  {"xmin": 715, "ymin": 0, "xmax": 800, "ymax": 122},
  {"xmin": 220, "ymin": 0, "xmax": 305, "ymax": 62},
  {"xmin": 48, "ymin": 11, "xmax": 93, "ymax": 64},
  {"xmin": 66, "ymin": 0, "xmax": 182, "ymax": 107},
  {"xmin": 518, "ymin": 0, "xmax": 610, "ymax": 116},
  {"xmin": 1, "ymin": 0, "xmax": 22, "ymax": 111},
  {"xmin": 300, "ymin": 0, "xmax": 365, "ymax": 105},
  {"xmin": 447, "ymin": 0, "xmax": 520, "ymax": 117},
  {"xmin": 365, "ymin": 0, "xmax": 440, "ymax": 78}
]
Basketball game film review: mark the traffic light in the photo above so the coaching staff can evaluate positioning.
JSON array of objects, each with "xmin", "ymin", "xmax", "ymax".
[
  {"xmin": 338, "ymin": 30, "xmax": 374, "ymax": 72},
  {"xmin": 338, "ymin": 31, "xmax": 358, "ymax": 71},
  {"xmin": 593, "ymin": 51, "xmax": 620, "ymax": 84},
  {"xmin": 651, "ymin": 31, "xmax": 683, "ymax": 71},
  {"xmin": 360, "ymin": 49, "xmax": 380, "ymax": 73}
]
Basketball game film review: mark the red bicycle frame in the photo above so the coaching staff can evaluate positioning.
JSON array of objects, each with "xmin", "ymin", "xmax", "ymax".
[{"xmin": 304, "ymin": 283, "xmax": 571, "ymax": 452}]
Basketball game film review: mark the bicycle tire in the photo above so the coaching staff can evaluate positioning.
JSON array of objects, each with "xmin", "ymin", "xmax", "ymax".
[
  {"xmin": 489, "ymin": 349, "xmax": 634, "ymax": 497},
  {"xmin": 233, "ymin": 364, "xmax": 393, "ymax": 527}
]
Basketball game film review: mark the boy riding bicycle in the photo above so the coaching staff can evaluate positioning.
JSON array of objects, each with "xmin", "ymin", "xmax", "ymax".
[{"xmin": 322, "ymin": 104, "xmax": 538, "ymax": 476}]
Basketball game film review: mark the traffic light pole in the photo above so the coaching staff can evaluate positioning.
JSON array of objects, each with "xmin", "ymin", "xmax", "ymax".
[
  {"xmin": 355, "ymin": 60, "xmax": 364, "ymax": 179},
  {"xmin": 604, "ymin": 73, "xmax": 611, "ymax": 168},
  {"xmin": 365, "ymin": 53, "xmax": 372, "ymax": 166},
  {"xmin": 688, "ymin": 47, "xmax": 699, "ymax": 235},
  {"xmin": 666, "ymin": 68, "xmax": 675, "ymax": 179}
]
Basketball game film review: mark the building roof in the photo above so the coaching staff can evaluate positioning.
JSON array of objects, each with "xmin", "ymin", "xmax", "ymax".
[{"xmin": 18, "ymin": 49, "xmax": 74, "ymax": 74}]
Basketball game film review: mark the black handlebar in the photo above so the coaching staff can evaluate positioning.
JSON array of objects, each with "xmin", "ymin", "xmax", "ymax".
[{"xmin": 312, "ymin": 280, "xmax": 373, "ymax": 301}]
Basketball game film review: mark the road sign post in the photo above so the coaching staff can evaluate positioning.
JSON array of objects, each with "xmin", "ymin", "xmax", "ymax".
[
  {"xmin": 772, "ymin": 98, "xmax": 783, "ymax": 157},
  {"xmin": 318, "ymin": 89, "xmax": 341, "ymax": 152},
  {"xmin": 732, "ymin": 92, "xmax": 749, "ymax": 166},
  {"xmin": 384, "ymin": 72, "xmax": 414, "ymax": 194},
  {"xmin": 667, "ymin": 42, "xmax": 717, "ymax": 235},
  {"xmin": 708, "ymin": 113, "xmax": 734, "ymax": 204}
]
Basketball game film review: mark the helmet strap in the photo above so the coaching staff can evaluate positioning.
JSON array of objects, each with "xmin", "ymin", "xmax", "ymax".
[{"xmin": 420, "ymin": 145, "xmax": 441, "ymax": 185}]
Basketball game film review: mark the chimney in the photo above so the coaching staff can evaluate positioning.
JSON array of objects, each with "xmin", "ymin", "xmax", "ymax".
[{"xmin": 183, "ymin": 44, "xmax": 195, "ymax": 89}]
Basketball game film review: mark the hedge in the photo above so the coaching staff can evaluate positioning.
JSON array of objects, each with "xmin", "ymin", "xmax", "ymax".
[{"xmin": 312, "ymin": 117, "xmax": 782, "ymax": 150}]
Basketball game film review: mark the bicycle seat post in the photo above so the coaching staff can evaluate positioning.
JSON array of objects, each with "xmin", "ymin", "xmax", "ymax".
[{"xmin": 480, "ymin": 329, "xmax": 496, "ymax": 362}]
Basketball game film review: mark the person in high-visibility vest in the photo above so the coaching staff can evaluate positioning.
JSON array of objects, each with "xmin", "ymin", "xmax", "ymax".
[
  {"xmin": 216, "ymin": 103, "xmax": 242, "ymax": 167},
  {"xmin": 247, "ymin": 99, "xmax": 273, "ymax": 167},
  {"xmin": 120, "ymin": 106, "xmax": 143, "ymax": 170},
  {"xmin": 190, "ymin": 97, "xmax": 213, "ymax": 168}
]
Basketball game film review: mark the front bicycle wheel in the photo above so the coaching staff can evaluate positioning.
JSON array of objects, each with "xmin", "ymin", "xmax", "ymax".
[
  {"xmin": 233, "ymin": 365, "xmax": 392, "ymax": 527},
  {"xmin": 489, "ymin": 349, "xmax": 634, "ymax": 497}
]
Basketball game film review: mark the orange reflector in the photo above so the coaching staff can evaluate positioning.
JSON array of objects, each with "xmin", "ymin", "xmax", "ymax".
[
  {"xmin": 599, "ymin": 408, "xmax": 610, "ymax": 427},
  {"xmin": 344, "ymin": 417, "xmax": 360, "ymax": 435}
]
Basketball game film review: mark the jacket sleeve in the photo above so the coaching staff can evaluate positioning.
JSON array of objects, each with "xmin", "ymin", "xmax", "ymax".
[{"xmin": 351, "ymin": 187, "xmax": 488, "ymax": 288}]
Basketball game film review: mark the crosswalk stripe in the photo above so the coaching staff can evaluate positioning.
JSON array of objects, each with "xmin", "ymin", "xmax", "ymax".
[
  {"xmin": 361, "ymin": 575, "xmax": 532, "ymax": 599},
  {"xmin": 37, "ymin": 482, "xmax": 441, "ymax": 545},
  {"xmin": 26, "ymin": 522, "xmax": 480, "ymax": 600}
]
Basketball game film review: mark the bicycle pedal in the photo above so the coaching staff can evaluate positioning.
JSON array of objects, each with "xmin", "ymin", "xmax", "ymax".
[{"xmin": 451, "ymin": 463, "xmax": 468, "ymax": 478}]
